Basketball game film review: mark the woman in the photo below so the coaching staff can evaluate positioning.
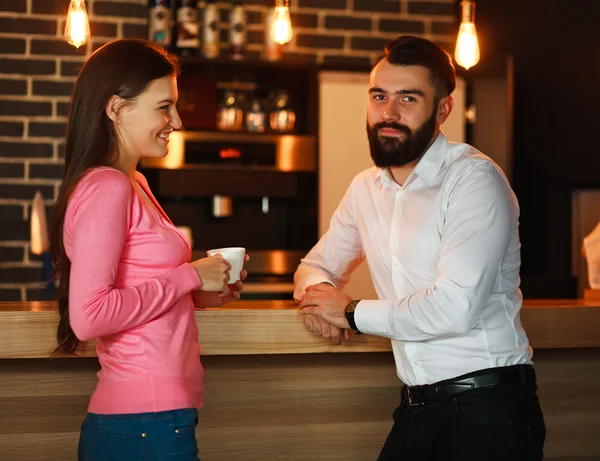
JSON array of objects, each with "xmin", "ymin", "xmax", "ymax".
[{"xmin": 49, "ymin": 39, "xmax": 244, "ymax": 461}]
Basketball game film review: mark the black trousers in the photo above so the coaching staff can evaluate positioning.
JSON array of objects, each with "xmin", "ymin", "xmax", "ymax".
[{"xmin": 377, "ymin": 365, "xmax": 546, "ymax": 461}]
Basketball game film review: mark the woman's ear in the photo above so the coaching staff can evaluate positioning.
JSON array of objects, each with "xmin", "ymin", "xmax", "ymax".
[{"xmin": 105, "ymin": 95, "xmax": 125, "ymax": 123}]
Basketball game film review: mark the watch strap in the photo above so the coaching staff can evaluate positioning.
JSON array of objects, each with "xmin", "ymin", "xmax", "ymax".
[{"xmin": 344, "ymin": 299, "xmax": 362, "ymax": 333}]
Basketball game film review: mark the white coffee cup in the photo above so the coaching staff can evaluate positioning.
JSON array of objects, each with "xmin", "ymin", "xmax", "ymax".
[{"xmin": 206, "ymin": 247, "xmax": 246, "ymax": 283}]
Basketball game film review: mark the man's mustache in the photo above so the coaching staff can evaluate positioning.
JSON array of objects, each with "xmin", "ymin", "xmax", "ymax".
[{"xmin": 372, "ymin": 122, "xmax": 412, "ymax": 136}]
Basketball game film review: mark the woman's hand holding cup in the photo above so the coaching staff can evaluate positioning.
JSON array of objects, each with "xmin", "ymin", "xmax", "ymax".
[
  {"xmin": 205, "ymin": 248, "xmax": 247, "ymax": 299},
  {"xmin": 191, "ymin": 252, "xmax": 250, "ymax": 308},
  {"xmin": 191, "ymin": 254, "xmax": 231, "ymax": 292},
  {"xmin": 221, "ymin": 253, "xmax": 250, "ymax": 298},
  {"xmin": 206, "ymin": 247, "xmax": 246, "ymax": 283}
]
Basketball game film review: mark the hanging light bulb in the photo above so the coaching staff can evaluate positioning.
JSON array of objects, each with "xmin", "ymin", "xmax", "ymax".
[
  {"xmin": 64, "ymin": 0, "xmax": 90, "ymax": 49},
  {"xmin": 271, "ymin": 0, "xmax": 293, "ymax": 45},
  {"xmin": 454, "ymin": 0, "xmax": 480, "ymax": 70}
]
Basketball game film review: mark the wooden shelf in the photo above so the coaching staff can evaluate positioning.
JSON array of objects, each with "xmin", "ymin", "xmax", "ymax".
[
  {"xmin": 173, "ymin": 130, "xmax": 315, "ymax": 144},
  {"xmin": 179, "ymin": 55, "xmax": 372, "ymax": 73},
  {"xmin": 181, "ymin": 55, "xmax": 318, "ymax": 70},
  {"xmin": 140, "ymin": 130, "xmax": 317, "ymax": 172}
]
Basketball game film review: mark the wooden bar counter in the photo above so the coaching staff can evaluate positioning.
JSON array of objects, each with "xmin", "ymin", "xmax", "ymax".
[{"xmin": 1, "ymin": 300, "xmax": 599, "ymax": 460}]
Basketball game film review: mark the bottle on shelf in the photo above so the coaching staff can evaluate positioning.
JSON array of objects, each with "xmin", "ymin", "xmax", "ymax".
[
  {"xmin": 217, "ymin": 90, "xmax": 245, "ymax": 131},
  {"xmin": 246, "ymin": 98, "xmax": 266, "ymax": 133},
  {"xmin": 228, "ymin": 1, "xmax": 246, "ymax": 60},
  {"xmin": 175, "ymin": 0, "xmax": 199, "ymax": 56},
  {"xmin": 202, "ymin": 0, "xmax": 220, "ymax": 59},
  {"xmin": 148, "ymin": 0, "xmax": 174, "ymax": 50},
  {"xmin": 269, "ymin": 90, "xmax": 295, "ymax": 133}
]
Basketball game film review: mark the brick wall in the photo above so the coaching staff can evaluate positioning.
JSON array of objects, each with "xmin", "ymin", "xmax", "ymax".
[{"xmin": 0, "ymin": 0, "xmax": 456, "ymax": 301}]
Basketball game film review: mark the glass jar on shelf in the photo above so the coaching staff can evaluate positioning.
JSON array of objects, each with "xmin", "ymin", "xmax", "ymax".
[
  {"xmin": 217, "ymin": 90, "xmax": 244, "ymax": 131},
  {"xmin": 246, "ymin": 98, "xmax": 266, "ymax": 133},
  {"xmin": 268, "ymin": 90, "xmax": 296, "ymax": 133}
]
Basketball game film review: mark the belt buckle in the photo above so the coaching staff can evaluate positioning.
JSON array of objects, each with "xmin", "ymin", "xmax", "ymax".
[{"xmin": 407, "ymin": 386, "xmax": 425, "ymax": 406}]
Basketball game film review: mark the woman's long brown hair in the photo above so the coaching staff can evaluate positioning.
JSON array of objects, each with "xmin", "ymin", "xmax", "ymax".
[{"xmin": 50, "ymin": 39, "xmax": 180, "ymax": 355}]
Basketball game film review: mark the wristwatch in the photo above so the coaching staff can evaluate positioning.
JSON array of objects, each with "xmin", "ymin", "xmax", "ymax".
[{"xmin": 344, "ymin": 299, "xmax": 362, "ymax": 333}]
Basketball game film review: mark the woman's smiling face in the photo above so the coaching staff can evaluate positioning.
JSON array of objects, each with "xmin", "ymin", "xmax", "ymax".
[{"xmin": 111, "ymin": 74, "xmax": 182, "ymax": 163}]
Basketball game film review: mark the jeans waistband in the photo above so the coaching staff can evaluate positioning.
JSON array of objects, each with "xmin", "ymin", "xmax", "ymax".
[{"xmin": 85, "ymin": 408, "xmax": 198, "ymax": 428}]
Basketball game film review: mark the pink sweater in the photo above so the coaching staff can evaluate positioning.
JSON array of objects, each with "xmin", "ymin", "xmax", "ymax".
[{"xmin": 64, "ymin": 167, "xmax": 203, "ymax": 414}]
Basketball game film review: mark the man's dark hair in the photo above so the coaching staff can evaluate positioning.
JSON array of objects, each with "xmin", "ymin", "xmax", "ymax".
[{"xmin": 378, "ymin": 36, "xmax": 456, "ymax": 105}]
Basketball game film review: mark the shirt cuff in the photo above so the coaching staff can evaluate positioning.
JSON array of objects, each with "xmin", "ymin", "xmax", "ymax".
[
  {"xmin": 354, "ymin": 299, "xmax": 394, "ymax": 338},
  {"xmin": 293, "ymin": 275, "xmax": 336, "ymax": 300}
]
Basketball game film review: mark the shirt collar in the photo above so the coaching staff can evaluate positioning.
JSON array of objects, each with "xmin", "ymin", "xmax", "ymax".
[
  {"xmin": 411, "ymin": 131, "xmax": 449, "ymax": 185},
  {"xmin": 374, "ymin": 168, "xmax": 396, "ymax": 189},
  {"xmin": 374, "ymin": 131, "xmax": 449, "ymax": 188}
]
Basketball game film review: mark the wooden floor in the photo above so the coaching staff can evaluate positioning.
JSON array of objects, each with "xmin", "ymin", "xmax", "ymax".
[{"xmin": 0, "ymin": 349, "xmax": 599, "ymax": 461}]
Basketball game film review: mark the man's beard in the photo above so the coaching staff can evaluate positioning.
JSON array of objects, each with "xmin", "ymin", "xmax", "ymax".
[{"xmin": 367, "ymin": 111, "xmax": 438, "ymax": 169}]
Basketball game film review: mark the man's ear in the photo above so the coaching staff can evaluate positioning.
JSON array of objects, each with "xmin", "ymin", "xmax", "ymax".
[
  {"xmin": 436, "ymin": 95, "xmax": 454, "ymax": 125},
  {"xmin": 105, "ymin": 95, "xmax": 125, "ymax": 123}
]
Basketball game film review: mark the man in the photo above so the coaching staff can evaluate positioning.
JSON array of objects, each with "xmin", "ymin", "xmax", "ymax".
[{"xmin": 294, "ymin": 36, "xmax": 546, "ymax": 461}]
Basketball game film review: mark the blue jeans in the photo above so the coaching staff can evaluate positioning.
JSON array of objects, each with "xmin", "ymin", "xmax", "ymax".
[{"xmin": 78, "ymin": 408, "xmax": 200, "ymax": 461}]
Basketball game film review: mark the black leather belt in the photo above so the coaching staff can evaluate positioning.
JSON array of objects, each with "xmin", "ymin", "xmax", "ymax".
[{"xmin": 402, "ymin": 365, "xmax": 537, "ymax": 407}]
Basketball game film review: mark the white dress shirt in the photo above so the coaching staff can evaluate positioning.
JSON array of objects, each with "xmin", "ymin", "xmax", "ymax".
[{"xmin": 294, "ymin": 132, "xmax": 533, "ymax": 386}]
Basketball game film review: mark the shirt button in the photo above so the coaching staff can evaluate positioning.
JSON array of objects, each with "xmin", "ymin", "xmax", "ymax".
[
  {"xmin": 393, "ymin": 225, "xmax": 399, "ymax": 230},
  {"xmin": 394, "ymin": 263, "xmax": 400, "ymax": 268},
  {"xmin": 413, "ymin": 361, "xmax": 419, "ymax": 366}
]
